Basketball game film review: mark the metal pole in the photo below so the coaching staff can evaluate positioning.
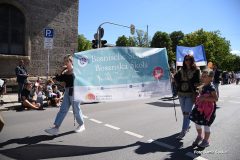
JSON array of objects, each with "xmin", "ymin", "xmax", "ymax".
[
  {"xmin": 47, "ymin": 49, "xmax": 49, "ymax": 79},
  {"xmin": 147, "ymin": 25, "xmax": 149, "ymax": 47},
  {"xmin": 96, "ymin": 22, "xmax": 133, "ymax": 48}
]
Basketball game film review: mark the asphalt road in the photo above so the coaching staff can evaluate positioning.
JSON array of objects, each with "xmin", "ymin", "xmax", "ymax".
[{"xmin": 0, "ymin": 84, "xmax": 240, "ymax": 160}]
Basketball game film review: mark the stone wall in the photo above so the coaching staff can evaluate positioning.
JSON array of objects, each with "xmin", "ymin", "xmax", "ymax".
[{"xmin": 0, "ymin": 0, "xmax": 79, "ymax": 78}]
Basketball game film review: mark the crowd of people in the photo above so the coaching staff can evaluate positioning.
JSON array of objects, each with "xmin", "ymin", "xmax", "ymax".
[
  {"xmin": 1, "ymin": 54, "xmax": 238, "ymax": 149},
  {"xmin": 15, "ymin": 60, "xmax": 63, "ymax": 111}
]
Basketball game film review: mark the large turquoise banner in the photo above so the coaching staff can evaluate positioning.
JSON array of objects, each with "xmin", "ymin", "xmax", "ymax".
[{"xmin": 74, "ymin": 47, "xmax": 171, "ymax": 102}]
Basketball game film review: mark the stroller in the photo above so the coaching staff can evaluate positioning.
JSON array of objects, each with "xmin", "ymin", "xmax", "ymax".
[{"xmin": 0, "ymin": 79, "xmax": 7, "ymax": 105}]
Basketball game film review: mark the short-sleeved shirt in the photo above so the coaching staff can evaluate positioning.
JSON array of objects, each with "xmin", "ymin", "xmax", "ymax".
[
  {"xmin": 201, "ymin": 83, "xmax": 216, "ymax": 95},
  {"xmin": 21, "ymin": 88, "xmax": 35, "ymax": 103}
]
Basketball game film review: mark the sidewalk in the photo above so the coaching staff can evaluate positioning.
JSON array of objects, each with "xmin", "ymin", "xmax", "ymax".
[{"xmin": 0, "ymin": 93, "xmax": 21, "ymax": 111}]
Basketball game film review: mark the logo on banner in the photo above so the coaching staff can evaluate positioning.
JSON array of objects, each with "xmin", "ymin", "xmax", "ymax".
[
  {"xmin": 183, "ymin": 49, "xmax": 194, "ymax": 56},
  {"xmin": 78, "ymin": 56, "xmax": 88, "ymax": 67},
  {"xmin": 153, "ymin": 67, "xmax": 164, "ymax": 80},
  {"xmin": 85, "ymin": 93, "xmax": 96, "ymax": 100}
]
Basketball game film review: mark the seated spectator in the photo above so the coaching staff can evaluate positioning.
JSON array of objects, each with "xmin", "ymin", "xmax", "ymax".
[
  {"xmin": 36, "ymin": 84, "xmax": 45, "ymax": 107},
  {"xmin": 21, "ymin": 80, "xmax": 41, "ymax": 110},
  {"xmin": 48, "ymin": 84, "xmax": 62, "ymax": 107},
  {"xmin": 45, "ymin": 79, "xmax": 54, "ymax": 100}
]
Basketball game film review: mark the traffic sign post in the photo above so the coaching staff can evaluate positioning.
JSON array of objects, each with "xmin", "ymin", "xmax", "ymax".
[{"xmin": 44, "ymin": 28, "xmax": 54, "ymax": 79}]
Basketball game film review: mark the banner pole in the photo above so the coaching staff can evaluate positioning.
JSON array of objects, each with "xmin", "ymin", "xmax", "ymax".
[{"xmin": 168, "ymin": 66, "xmax": 177, "ymax": 122}]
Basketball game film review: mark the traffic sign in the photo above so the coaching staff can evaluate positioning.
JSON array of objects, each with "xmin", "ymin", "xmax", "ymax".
[
  {"xmin": 44, "ymin": 28, "xmax": 54, "ymax": 38},
  {"xmin": 44, "ymin": 38, "xmax": 53, "ymax": 49}
]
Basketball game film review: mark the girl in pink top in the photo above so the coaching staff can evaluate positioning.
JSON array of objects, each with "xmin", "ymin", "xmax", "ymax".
[{"xmin": 189, "ymin": 69, "xmax": 218, "ymax": 148}]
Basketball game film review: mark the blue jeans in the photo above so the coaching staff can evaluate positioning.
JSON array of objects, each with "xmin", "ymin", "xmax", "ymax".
[
  {"xmin": 54, "ymin": 88, "xmax": 84, "ymax": 127},
  {"xmin": 213, "ymin": 83, "xmax": 219, "ymax": 97},
  {"xmin": 178, "ymin": 95, "xmax": 194, "ymax": 132}
]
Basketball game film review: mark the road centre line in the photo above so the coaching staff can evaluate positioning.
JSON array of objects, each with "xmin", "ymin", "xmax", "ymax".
[
  {"xmin": 229, "ymin": 100, "xmax": 240, "ymax": 104},
  {"xmin": 147, "ymin": 139, "xmax": 175, "ymax": 150},
  {"xmin": 186, "ymin": 152, "xmax": 208, "ymax": 160},
  {"xmin": 69, "ymin": 111, "xmax": 88, "ymax": 118},
  {"xmin": 90, "ymin": 118, "xmax": 103, "ymax": 124},
  {"xmin": 124, "ymin": 131, "xmax": 144, "ymax": 138},
  {"xmin": 83, "ymin": 115, "xmax": 88, "ymax": 119},
  {"xmin": 70, "ymin": 112, "xmax": 204, "ymax": 159},
  {"xmin": 104, "ymin": 124, "xmax": 120, "ymax": 130}
]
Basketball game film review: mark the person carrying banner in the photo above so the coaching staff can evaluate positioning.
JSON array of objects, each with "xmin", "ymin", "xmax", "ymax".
[
  {"xmin": 45, "ymin": 54, "xmax": 85, "ymax": 135},
  {"xmin": 174, "ymin": 54, "xmax": 200, "ymax": 139}
]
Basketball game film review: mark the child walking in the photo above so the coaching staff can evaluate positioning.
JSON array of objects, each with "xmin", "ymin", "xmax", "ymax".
[
  {"xmin": 45, "ymin": 54, "xmax": 85, "ymax": 135},
  {"xmin": 189, "ymin": 69, "xmax": 218, "ymax": 148}
]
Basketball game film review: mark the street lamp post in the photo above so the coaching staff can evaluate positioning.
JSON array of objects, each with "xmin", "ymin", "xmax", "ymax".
[{"xmin": 96, "ymin": 22, "xmax": 135, "ymax": 48}]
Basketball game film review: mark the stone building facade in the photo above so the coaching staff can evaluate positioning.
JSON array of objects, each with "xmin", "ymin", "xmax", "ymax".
[{"xmin": 0, "ymin": 0, "xmax": 79, "ymax": 78}]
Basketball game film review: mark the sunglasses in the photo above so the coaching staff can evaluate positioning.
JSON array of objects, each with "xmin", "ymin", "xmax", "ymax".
[{"xmin": 185, "ymin": 58, "xmax": 192, "ymax": 61}]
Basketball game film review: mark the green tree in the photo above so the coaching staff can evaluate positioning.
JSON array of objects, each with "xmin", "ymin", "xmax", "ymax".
[
  {"xmin": 222, "ymin": 54, "xmax": 240, "ymax": 71},
  {"xmin": 77, "ymin": 34, "xmax": 92, "ymax": 51},
  {"xmin": 134, "ymin": 30, "xmax": 149, "ymax": 47},
  {"xmin": 128, "ymin": 36, "xmax": 136, "ymax": 47},
  {"xmin": 151, "ymin": 31, "xmax": 173, "ymax": 61},
  {"xmin": 116, "ymin": 35, "xmax": 129, "ymax": 46},
  {"xmin": 170, "ymin": 31, "xmax": 184, "ymax": 53},
  {"xmin": 179, "ymin": 29, "xmax": 232, "ymax": 70}
]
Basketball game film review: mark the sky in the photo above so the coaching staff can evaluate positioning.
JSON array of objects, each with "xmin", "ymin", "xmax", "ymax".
[{"xmin": 78, "ymin": 0, "xmax": 240, "ymax": 55}]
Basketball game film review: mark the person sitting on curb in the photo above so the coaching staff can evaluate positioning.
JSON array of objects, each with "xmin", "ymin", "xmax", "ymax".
[
  {"xmin": 21, "ymin": 80, "xmax": 42, "ymax": 110},
  {"xmin": 48, "ymin": 84, "xmax": 62, "ymax": 107},
  {"xmin": 45, "ymin": 79, "xmax": 54, "ymax": 101}
]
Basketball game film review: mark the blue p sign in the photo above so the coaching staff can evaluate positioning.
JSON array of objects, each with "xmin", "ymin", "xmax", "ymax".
[{"xmin": 44, "ymin": 28, "xmax": 54, "ymax": 38}]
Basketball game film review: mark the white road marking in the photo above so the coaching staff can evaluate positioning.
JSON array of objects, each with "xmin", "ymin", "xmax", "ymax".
[
  {"xmin": 124, "ymin": 131, "xmax": 144, "ymax": 138},
  {"xmin": 69, "ymin": 111, "xmax": 88, "ymax": 118},
  {"xmin": 229, "ymin": 100, "xmax": 240, "ymax": 104},
  {"xmin": 90, "ymin": 118, "xmax": 103, "ymax": 124},
  {"xmin": 147, "ymin": 139, "xmax": 175, "ymax": 150},
  {"xmin": 186, "ymin": 152, "xmax": 208, "ymax": 160},
  {"xmin": 104, "ymin": 124, "xmax": 120, "ymax": 130},
  {"xmin": 83, "ymin": 115, "xmax": 88, "ymax": 119}
]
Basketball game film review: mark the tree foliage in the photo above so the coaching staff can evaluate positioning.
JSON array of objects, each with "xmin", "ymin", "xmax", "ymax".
[
  {"xmin": 134, "ymin": 30, "xmax": 149, "ymax": 47},
  {"xmin": 116, "ymin": 31, "xmax": 149, "ymax": 47},
  {"xmin": 77, "ymin": 34, "xmax": 92, "ymax": 52},
  {"xmin": 179, "ymin": 29, "xmax": 235, "ymax": 71},
  {"xmin": 151, "ymin": 31, "xmax": 173, "ymax": 62},
  {"xmin": 170, "ymin": 31, "xmax": 184, "ymax": 53},
  {"xmin": 114, "ymin": 29, "xmax": 239, "ymax": 71},
  {"xmin": 116, "ymin": 35, "xmax": 129, "ymax": 46}
]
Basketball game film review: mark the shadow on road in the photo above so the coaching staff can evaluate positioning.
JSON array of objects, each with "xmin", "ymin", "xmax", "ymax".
[
  {"xmin": 0, "ymin": 141, "xmax": 139, "ymax": 160},
  {"xmin": 0, "ymin": 132, "xmax": 203, "ymax": 160},
  {"xmin": 0, "ymin": 131, "xmax": 75, "ymax": 148},
  {"xmin": 146, "ymin": 101, "xmax": 180, "ymax": 108},
  {"xmin": 135, "ymin": 133, "xmax": 202, "ymax": 160}
]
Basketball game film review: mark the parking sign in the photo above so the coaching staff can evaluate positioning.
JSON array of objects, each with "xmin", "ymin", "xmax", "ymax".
[
  {"xmin": 44, "ymin": 28, "xmax": 54, "ymax": 49},
  {"xmin": 44, "ymin": 28, "xmax": 54, "ymax": 38}
]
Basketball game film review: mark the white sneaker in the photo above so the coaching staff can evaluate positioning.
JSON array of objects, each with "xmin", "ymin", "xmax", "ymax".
[
  {"xmin": 176, "ymin": 131, "xmax": 186, "ymax": 139},
  {"xmin": 75, "ymin": 124, "xmax": 85, "ymax": 133},
  {"xmin": 45, "ymin": 127, "xmax": 59, "ymax": 135}
]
